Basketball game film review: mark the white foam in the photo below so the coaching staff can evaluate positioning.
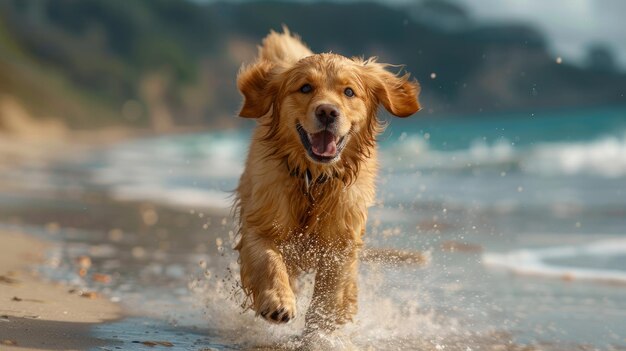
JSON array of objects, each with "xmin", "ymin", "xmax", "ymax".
[
  {"xmin": 521, "ymin": 136, "xmax": 626, "ymax": 177},
  {"xmin": 110, "ymin": 185, "xmax": 232, "ymax": 211},
  {"xmin": 90, "ymin": 130, "xmax": 626, "ymax": 210},
  {"xmin": 89, "ymin": 132, "xmax": 246, "ymax": 209},
  {"xmin": 190, "ymin": 263, "xmax": 472, "ymax": 350},
  {"xmin": 383, "ymin": 136, "xmax": 517, "ymax": 171},
  {"xmin": 384, "ymin": 132, "xmax": 626, "ymax": 178},
  {"xmin": 483, "ymin": 238, "xmax": 626, "ymax": 283}
]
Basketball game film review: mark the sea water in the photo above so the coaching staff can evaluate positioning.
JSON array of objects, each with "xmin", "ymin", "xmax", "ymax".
[{"xmin": 4, "ymin": 106, "xmax": 625, "ymax": 350}]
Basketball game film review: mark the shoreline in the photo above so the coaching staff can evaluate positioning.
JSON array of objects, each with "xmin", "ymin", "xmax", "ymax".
[{"xmin": 0, "ymin": 230, "xmax": 123, "ymax": 351}]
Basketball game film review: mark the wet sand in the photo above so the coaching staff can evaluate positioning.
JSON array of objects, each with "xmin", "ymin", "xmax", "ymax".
[{"xmin": 0, "ymin": 230, "xmax": 122, "ymax": 351}]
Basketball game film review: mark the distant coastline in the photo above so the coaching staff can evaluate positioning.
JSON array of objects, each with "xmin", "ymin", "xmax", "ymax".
[{"xmin": 1, "ymin": 0, "xmax": 624, "ymax": 132}]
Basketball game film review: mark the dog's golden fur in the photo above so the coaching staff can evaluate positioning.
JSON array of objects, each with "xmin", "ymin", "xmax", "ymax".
[{"xmin": 234, "ymin": 28, "xmax": 420, "ymax": 334}]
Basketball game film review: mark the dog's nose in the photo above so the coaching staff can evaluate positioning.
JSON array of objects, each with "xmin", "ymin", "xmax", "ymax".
[{"xmin": 315, "ymin": 104, "xmax": 340, "ymax": 125}]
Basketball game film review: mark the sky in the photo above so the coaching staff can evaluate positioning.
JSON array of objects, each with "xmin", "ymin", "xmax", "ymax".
[{"xmin": 451, "ymin": 0, "xmax": 626, "ymax": 68}]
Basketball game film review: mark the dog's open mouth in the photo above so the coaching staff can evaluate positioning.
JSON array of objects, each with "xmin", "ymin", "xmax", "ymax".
[{"xmin": 297, "ymin": 123, "xmax": 347, "ymax": 163}]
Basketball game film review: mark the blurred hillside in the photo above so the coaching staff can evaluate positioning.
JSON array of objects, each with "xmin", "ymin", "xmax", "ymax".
[{"xmin": 1, "ymin": 0, "xmax": 625, "ymax": 132}]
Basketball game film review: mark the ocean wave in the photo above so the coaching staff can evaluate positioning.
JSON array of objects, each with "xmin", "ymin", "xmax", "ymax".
[
  {"xmin": 382, "ymin": 135, "xmax": 517, "ymax": 171},
  {"xmin": 382, "ymin": 132, "xmax": 626, "ymax": 178},
  {"xmin": 89, "ymin": 132, "xmax": 246, "ymax": 209},
  {"xmin": 482, "ymin": 238, "xmax": 626, "ymax": 284},
  {"xmin": 521, "ymin": 136, "xmax": 626, "ymax": 177},
  {"xmin": 89, "ymin": 130, "xmax": 626, "ymax": 209},
  {"xmin": 93, "ymin": 133, "xmax": 247, "ymax": 180}
]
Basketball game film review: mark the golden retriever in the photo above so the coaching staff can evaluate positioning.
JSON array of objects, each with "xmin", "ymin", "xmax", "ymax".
[{"xmin": 234, "ymin": 28, "xmax": 420, "ymax": 335}]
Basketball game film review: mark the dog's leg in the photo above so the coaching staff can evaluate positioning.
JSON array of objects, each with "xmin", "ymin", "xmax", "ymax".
[
  {"xmin": 238, "ymin": 232, "xmax": 296, "ymax": 323},
  {"xmin": 304, "ymin": 246, "xmax": 359, "ymax": 334}
]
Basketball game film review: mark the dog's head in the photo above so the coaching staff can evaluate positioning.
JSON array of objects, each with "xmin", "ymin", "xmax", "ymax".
[{"xmin": 237, "ymin": 33, "xmax": 420, "ymax": 169}]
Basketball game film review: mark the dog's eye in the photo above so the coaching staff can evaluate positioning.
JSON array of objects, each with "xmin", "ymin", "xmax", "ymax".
[
  {"xmin": 300, "ymin": 84, "xmax": 313, "ymax": 94},
  {"xmin": 344, "ymin": 87, "xmax": 355, "ymax": 97}
]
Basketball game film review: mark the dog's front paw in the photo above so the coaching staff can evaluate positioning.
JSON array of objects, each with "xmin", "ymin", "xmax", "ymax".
[{"xmin": 256, "ymin": 287, "xmax": 297, "ymax": 324}]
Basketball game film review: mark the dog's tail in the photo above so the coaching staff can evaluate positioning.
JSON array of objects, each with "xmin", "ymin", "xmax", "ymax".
[{"xmin": 259, "ymin": 26, "xmax": 313, "ymax": 69}]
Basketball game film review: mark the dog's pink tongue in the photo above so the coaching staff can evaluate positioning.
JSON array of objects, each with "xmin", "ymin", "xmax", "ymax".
[{"xmin": 310, "ymin": 130, "xmax": 337, "ymax": 157}]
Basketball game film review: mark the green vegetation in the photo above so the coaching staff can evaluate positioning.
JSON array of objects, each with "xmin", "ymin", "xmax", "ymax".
[{"xmin": 0, "ymin": 0, "xmax": 624, "ymax": 130}]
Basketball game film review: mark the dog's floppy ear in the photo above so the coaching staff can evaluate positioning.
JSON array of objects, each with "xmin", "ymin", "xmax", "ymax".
[
  {"xmin": 237, "ymin": 60, "xmax": 276, "ymax": 118},
  {"xmin": 364, "ymin": 60, "xmax": 421, "ymax": 117}
]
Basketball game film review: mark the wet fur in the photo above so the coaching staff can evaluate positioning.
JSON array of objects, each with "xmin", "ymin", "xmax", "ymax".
[{"xmin": 234, "ymin": 28, "xmax": 420, "ymax": 334}]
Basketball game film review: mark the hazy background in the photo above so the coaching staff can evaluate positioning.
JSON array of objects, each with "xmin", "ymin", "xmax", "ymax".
[{"xmin": 1, "ymin": 0, "xmax": 624, "ymax": 134}]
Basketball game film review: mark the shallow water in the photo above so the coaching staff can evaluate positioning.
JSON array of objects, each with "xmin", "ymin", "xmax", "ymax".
[{"xmin": 1, "ymin": 107, "xmax": 626, "ymax": 350}]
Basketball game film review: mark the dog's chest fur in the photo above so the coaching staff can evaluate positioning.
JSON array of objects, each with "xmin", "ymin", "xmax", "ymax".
[{"xmin": 237, "ymin": 141, "xmax": 377, "ymax": 253}]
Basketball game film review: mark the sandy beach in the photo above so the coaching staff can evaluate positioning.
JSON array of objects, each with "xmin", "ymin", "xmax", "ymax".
[{"xmin": 0, "ymin": 230, "xmax": 122, "ymax": 351}]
